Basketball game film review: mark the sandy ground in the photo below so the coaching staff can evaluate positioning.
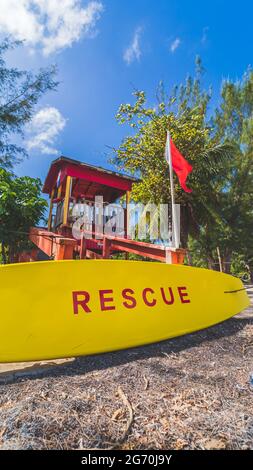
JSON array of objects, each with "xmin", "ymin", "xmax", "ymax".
[
  {"xmin": 0, "ymin": 288, "xmax": 252, "ymax": 450},
  {"xmin": 0, "ymin": 358, "xmax": 75, "ymax": 383},
  {"xmin": 0, "ymin": 359, "xmax": 74, "ymax": 381}
]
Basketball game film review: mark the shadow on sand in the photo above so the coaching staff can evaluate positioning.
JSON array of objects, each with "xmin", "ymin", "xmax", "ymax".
[{"xmin": 1, "ymin": 307, "xmax": 252, "ymax": 384}]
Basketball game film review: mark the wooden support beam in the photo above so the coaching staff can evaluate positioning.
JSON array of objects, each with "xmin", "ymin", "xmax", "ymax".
[
  {"xmin": 80, "ymin": 234, "xmax": 87, "ymax": 259},
  {"xmin": 47, "ymin": 188, "xmax": 55, "ymax": 231},
  {"xmin": 102, "ymin": 237, "xmax": 111, "ymax": 259},
  {"xmin": 63, "ymin": 176, "xmax": 72, "ymax": 225},
  {"xmin": 72, "ymin": 177, "xmax": 79, "ymax": 194},
  {"xmin": 110, "ymin": 241, "xmax": 165, "ymax": 262},
  {"xmin": 57, "ymin": 184, "xmax": 62, "ymax": 198},
  {"xmin": 105, "ymin": 235, "xmax": 187, "ymax": 264},
  {"xmin": 125, "ymin": 190, "xmax": 131, "ymax": 259},
  {"xmin": 126, "ymin": 190, "xmax": 130, "ymax": 238}
]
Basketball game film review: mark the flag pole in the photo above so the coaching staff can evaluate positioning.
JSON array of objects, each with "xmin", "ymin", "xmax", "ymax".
[{"xmin": 165, "ymin": 131, "xmax": 180, "ymax": 249}]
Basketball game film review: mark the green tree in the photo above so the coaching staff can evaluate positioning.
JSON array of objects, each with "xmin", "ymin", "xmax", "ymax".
[
  {"xmin": 0, "ymin": 39, "xmax": 58, "ymax": 169},
  {"xmin": 111, "ymin": 58, "xmax": 235, "ymax": 246},
  {"xmin": 0, "ymin": 169, "xmax": 47, "ymax": 263},
  {"xmin": 208, "ymin": 68, "xmax": 253, "ymax": 274}
]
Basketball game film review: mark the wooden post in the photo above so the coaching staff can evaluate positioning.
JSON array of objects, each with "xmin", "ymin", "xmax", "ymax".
[
  {"xmin": 48, "ymin": 188, "xmax": 54, "ymax": 231},
  {"xmin": 103, "ymin": 237, "xmax": 111, "ymax": 259},
  {"xmin": 80, "ymin": 233, "xmax": 87, "ymax": 259},
  {"xmin": 63, "ymin": 176, "xmax": 72, "ymax": 225}
]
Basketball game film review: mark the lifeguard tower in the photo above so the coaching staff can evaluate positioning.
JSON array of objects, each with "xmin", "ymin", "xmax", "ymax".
[{"xmin": 28, "ymin": 156, "xmax": 186, "ymax": 263}]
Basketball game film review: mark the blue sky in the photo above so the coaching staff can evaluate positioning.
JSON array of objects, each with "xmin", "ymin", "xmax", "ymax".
[{"xmin": 1, "ymin": 0, "xmax": 252, "ymax": 184}]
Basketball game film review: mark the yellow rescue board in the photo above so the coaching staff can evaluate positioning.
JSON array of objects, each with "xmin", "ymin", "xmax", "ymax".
[{"xmin": 0, "ymin": 260, "xmax": 249, "ymax": 363}]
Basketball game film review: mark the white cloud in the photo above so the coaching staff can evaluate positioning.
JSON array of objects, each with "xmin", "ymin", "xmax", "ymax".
[
  {"xmin": 26, "ymin": 106, "xmax": 66, "ymax": 155},
  {"xmin": 170, "ymin": 37, "xmax": 181, "ymax": 53},
  {"xmin": 0, "ymin": 0, "xmax": 103, "ymax": 55},
  {"xmin": 123, "ymin": 27, "xmax": 142, "ymax": 65}
]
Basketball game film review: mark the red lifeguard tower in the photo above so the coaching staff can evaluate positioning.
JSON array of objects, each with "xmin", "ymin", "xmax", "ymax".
[{"xmin": 28, "ymin": 156, "xmax": 186, "ymax": 263}]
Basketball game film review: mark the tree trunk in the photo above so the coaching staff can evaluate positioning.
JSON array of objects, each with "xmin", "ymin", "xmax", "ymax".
[
  {"xmin": 8, "ymin": 244, "xmax": 18, "ymax": 264},
  {"xmin": 187, "ymin": 251, "xmax": 193, "ymax": 266},
  {"xmin": 1, "ymin": 242, "xmax": 7, "ymax": 264},
  {"xmin": 223, "ymin": 253, "xmax": 231, "ymax": 274},
  {"xmin": 180, "ymin": 205, "xmax": 191, "ymax": 247}
]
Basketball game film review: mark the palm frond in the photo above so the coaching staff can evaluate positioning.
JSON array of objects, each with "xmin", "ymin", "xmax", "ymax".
[{"xmin": 200, "ymin": 143, "xmax": 236, "ymax": 172}]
